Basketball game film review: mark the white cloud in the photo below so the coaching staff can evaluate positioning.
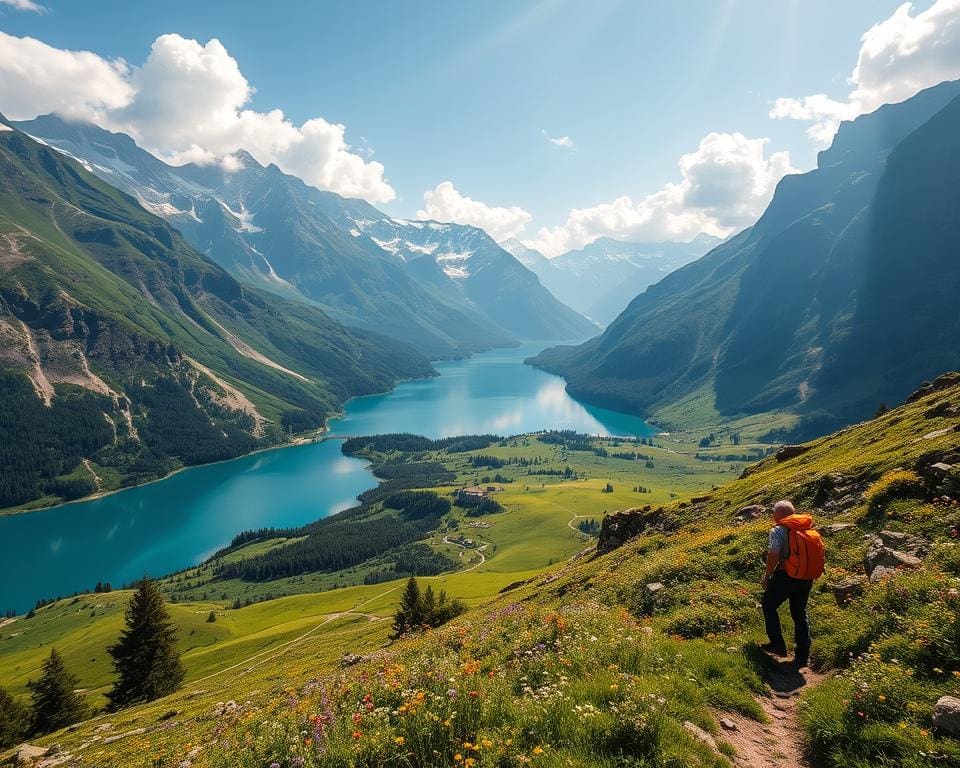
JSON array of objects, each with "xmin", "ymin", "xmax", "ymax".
[
  {"xmin": 0, "ymin": 0, "xmax": 46, "ymax": 12},
  {"xmin": 0, "ymin": 32, "xmax": 395, "ymax": 203},
  {"xmin": 771, "ymin": 0, "xmax": 960, "ymax": 145},
  {"xmin": 542, "ymin": 129, "xmax": 575, "ymax": 149},
  {"xmin": 417, "ymin": 181, "xmax": 533, "ymax": 242},
  {"xmin": 0, "ymin": 33, "xmax": 132, "ymax": 122},
  {"xmin": 527, "ymin": 132, "xmax": 796, "ymax": 257}
]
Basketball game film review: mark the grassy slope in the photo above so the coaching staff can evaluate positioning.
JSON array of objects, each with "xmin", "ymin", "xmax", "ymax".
[
  {"xmin": 0, "ymin": 128, "xmax": 432, "ymax": 511},
  {"xmin": 2, "ymin": 381, "xmax": 958, "ymax": 766}
]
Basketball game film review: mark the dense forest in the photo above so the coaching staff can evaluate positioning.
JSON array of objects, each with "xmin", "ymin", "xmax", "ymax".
[{"xmin": 215, "ymin": 442, "xmax": 465, "ymax": 582}]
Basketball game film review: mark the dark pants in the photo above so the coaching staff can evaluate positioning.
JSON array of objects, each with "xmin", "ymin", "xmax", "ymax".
[{"xmin": 762, "ymin": 570, "xmax": 813, "ymax": 658}]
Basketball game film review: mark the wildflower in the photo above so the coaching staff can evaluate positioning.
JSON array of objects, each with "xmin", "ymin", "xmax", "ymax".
[
  {"xmin": 533, "ymin": 746, "xmax": 544, "ymax": 755},
  {"xmin": 469, "ymin": 690, "xmax": 479, "ymax": 698},
  {"xmin": 482, "ymin": 739, "xmax": 493, "ymax": 748},
  {"xmin": 394, "ymin": 736, "xmax": 405, "ymax": 746},
  {"xmin": 878, "ymin": 695, "xmax": 886, "ymax": 701},
  {"xmin": 352, "ymin": 730, "xmax": 363, "ymax": 739}
]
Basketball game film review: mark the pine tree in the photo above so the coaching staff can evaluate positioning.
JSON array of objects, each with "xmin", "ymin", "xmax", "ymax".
[
  {"xmin": 107, "ymin": 579, "xmax": 185, "ymax": 709},
  {"xmin": 0, "ymin": 685, "xmax": 30, "ymax": 749},
  {"xmin": 391, "ymin": 577, "xmax": 424, "ymax": 640},
  {"xmin": 27, "ymin": 648, "xmax": 87, "ymax": 734},
  {"xmin": 421, "ymin": 585, "xmax": 437, "ymax": 625}
]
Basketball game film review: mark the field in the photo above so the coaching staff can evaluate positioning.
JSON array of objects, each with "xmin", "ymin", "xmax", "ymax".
[{"xmin": 0, "ymin": 431, "xmax": 747, "ymax": 712}]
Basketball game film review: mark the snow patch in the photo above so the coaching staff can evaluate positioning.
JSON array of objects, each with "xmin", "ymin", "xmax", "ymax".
[{"xmin": 216, "ymin": 199, "xmax": 264, "ymax": 233}]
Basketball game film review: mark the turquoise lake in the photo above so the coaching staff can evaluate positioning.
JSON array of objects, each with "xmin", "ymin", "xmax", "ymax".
[{"xmin": 1, "ymin": 344, "xmax": 654, "ymax": 613}]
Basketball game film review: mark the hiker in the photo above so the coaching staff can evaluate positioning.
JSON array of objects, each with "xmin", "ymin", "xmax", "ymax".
[{"xmin": 759, "ymin": 500, "xmax": 825, "ymax": 667}]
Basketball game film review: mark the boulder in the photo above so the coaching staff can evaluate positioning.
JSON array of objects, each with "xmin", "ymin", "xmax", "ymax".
[
  {"xmin": 719, "ymin": 717, "xmax": 738, "ymax": 731},
  {"xmin": 732, "ymin": 505, "xmax": 765, "ymax": 525},
  {"xmin": 823, "ymin": 523, "xmax": 854, "ymax": 535},
  {"xmin": 682, "ymin": 721, "xmax": 718, "ymax": 752},
  {"xmin": 933, "ymin": 695, "xmax": 960, "ymax": 737},
  {"xmin": 11, "ymin": 745, "xmax": 46, "ymax": 766},
  {"xmin": 776, "ymin": 444, "xmax": 811, "ymax": 462},
  {"xmin": 906, "ymin": 372, "xmax": 960, "ymax": 403},
  {"xmin": 925, "ymin": 401, "xmax": 960, "ymax": 419},
  {"xmin": 645, "ymin": 582, "xmax": 665, "ymax": 594},
  {"xmin": 832, "ymin": 576, "xmax": 866, "ymax": 606},
  {"xmin": 597, "ymin": 508, "xmax": 677, "ymax": 553},
  {"xmin": 877, "ymin": 530, "xmax": 929, "ymax": 557},
  {"xmin": 864, "ymin": 546, "xmax": 921, "ymax": 576},
  {"xmin": 869, "ymin": 565, "xmax": 901, "ymax": 583}
]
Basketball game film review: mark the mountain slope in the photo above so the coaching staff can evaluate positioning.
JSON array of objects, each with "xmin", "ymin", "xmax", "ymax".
[
  {"xmin": 306, "ymin": 198, "xmax": 598, "ymax": 341},
  {"xmin": 13, "ymin": 116, "xmax": 514, "ymax": 359},
  {"xmin": 16, "ymin": 117, "xmax": 596, "ymax": 353},
  {"xmin": 532, "ymin": 80, "xmax": 960, "ymax": 436},
  {"xmin": 8, "ymin": 372, "xmax": 959, "ymax": 767},
  {"xmin": 0, "ymin": 119, "xmax": 432, "ymax": 510},
  {"xmin": 503, "ymin": 235, "xmax": 719, "ymax": 324}
]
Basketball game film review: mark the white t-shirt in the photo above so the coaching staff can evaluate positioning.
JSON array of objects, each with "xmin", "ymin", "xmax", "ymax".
[{"xmin": 768, "ymin": 525, "xmax": 790, "ymax": 566}]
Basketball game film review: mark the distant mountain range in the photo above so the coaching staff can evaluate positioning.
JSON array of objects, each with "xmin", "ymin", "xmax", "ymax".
[
  {"xmin": 14, "ymin": 116, "xmax": 595, "ymax": 357},
  {"xmin": 501, "ymin": 235, "xmax": 718, "ymax": 325},
  {"xmin": 531, "ymin": 79, "xmax": 960, "ymax": 438},
  {"xmin": 0, "ymin": 117, "xmax": 432, "ymax": 509}
]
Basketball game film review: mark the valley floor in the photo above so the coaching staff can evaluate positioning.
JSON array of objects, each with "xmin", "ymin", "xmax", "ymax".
[{"xmin": 3, "ymin": 379, "xmax": 959, "ymax": 766}]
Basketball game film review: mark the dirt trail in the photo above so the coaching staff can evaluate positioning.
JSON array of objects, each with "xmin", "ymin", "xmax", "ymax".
[{"xmin": 716, "ymin": 660, "xmax": 825, "ymax": 768}]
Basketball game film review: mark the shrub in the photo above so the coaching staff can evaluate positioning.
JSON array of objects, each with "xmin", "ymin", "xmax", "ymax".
[{"xmin": 864, "ymin": 470, "xmax": 926, "ymax": 514}]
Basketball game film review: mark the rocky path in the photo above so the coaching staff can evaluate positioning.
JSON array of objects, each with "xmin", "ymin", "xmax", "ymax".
[{"xmin": 717, "ymin": 660, "xmax": 825, "ymax": 768}]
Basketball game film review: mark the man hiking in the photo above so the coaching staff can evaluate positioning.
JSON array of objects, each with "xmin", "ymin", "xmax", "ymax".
[{"xmin": 759, "ymin": 500, "xmax": 825, "ymax": 667}]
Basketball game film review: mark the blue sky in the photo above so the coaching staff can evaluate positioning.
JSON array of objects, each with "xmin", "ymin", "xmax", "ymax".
[{"xmin": 2, "ymin": 0, "xmax": 955, "ymax": 254}]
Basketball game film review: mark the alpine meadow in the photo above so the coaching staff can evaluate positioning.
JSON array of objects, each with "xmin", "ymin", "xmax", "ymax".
[{"xmin": 1, "ymin": 3, "xmax": 960, "ymax": 768}]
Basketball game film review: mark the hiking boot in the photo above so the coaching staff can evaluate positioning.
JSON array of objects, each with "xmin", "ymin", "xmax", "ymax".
[{"xmin": 758, "ymin": 642, "xmax": 787, "ymax": 656}]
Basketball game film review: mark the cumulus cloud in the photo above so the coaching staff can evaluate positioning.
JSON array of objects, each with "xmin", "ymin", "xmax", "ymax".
[
  {"xmin": 0, "ymin": 32, "xmax": 394, "ymax": 202},
  {"xmin": 542, "ymin": 129, "xmax": 575, "ymax": 149},
  {"xmin": 771, "ymin": 0, "xmax": 960, "ymax": 144},
  {"xmin": 527, "ymin": 132, "xmax": 796, "ymax": 257},
  {"xmin": 417, "ymin": 181, "xmax": 533, "ymax": 241},
  {"xmin": 0, "ymin": 33, "xmax": 132, "ymax": 121},
  {"xmin": 0, "ymin": 0, "xmax": 46, "ymax": 12}
]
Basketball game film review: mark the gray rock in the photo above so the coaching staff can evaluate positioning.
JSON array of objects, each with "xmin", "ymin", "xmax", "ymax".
[
  {"xmin": 933, "ymin": 695, "xmax": 960, "ymax": 737},
  {"xmin": 13, "ymin": 745, "xmax": 46, "ymax": 766},
  {"xmin": 832, "ymin": 576, "xmax": 866, "ymax": 606},
  {"xmin": 645, "ymin": 582, "xmax": 665, "ymax": 594},
  {"xmin": 877, "ymin": 530, "xmax": 929, "ymax": 557},
  {"xmin": 869, "ymin": 565, "xmax": 901, "ymax": 583},
  {"xmin": 733, "ymin": 505, "xmax": 765, "ymax": 525},
  {"xmin": 823, "ymin": 523, "xmax": 854, "ymax": 535},
  {"xmin": 776, "ymin": 444, "xmax": 811, "ymax": 462},
  {"xmin": 682, "ymin": 721, "xmax": 718, "ymax": 752},
  {"xmin": 719, "ymin": 717, "xmax": 738, "ymax": 731},
  {"xmin": 864, "ymin": 540, "xmax": 922, "ymax": 576}
]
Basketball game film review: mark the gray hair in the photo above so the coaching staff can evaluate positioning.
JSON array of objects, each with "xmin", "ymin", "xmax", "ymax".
[{"xmin": 773, "ymin": 500, "xmax": 796, "ymax": 517}]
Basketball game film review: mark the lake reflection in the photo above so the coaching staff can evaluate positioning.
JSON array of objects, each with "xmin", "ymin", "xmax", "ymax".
[{"xmin": 1, "ymin": 343, "xmax": 653, "ymax": 612}]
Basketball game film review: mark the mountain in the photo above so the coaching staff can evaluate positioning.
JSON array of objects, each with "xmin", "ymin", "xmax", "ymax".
[
  {"xmin": 0, "ymin": 118, "xmax": 433, "ymax": 510},
  {"xmin": 504, "ymin": 235, "xmax": 718, "ymax": 324},
  {"xmin": 306, "ymin": 203, "xmax": 598, "ymax": 341},
  {"xmin": 499, "ymin": 237, "xmax": 553, "ymax": 276},
  {"xmin": 15, "ymin": 116, "xmax": 595, "ymax": 353},
  {"xmin": 531, "ymin": 80, "xmax": 960, "ymax": 437}
]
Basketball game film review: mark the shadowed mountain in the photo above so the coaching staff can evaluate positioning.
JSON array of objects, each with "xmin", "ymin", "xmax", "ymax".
[{"xmin": 530, "ymin": 80, "xmax": 960, "ymax": 438}]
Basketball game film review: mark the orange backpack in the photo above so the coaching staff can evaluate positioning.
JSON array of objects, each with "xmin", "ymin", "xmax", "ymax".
[{"xmin": 778, "ymin": 514, "xmax": 825, "ymax": 580}]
